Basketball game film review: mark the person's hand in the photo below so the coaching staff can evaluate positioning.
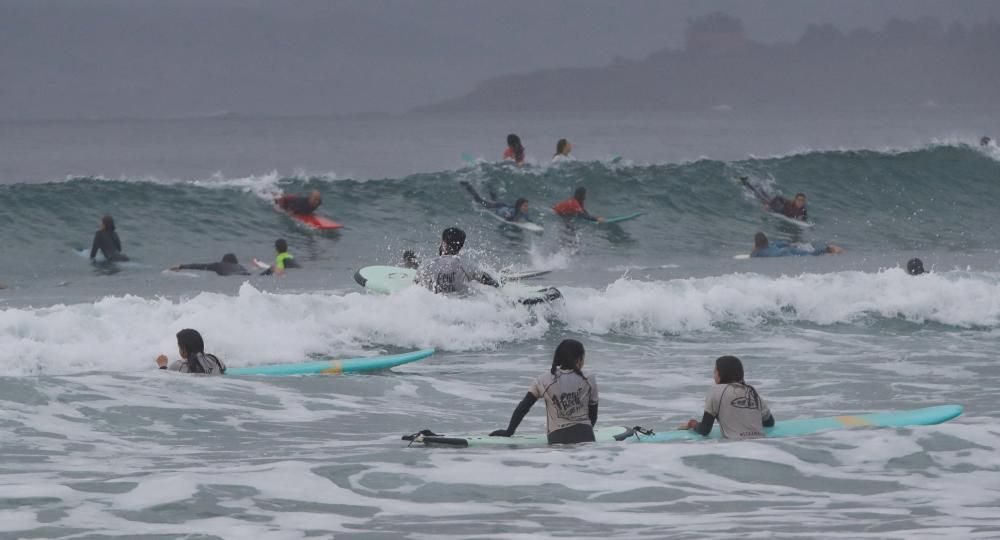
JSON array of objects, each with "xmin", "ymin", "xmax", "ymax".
[
  {"xmin": 679, "ymin": 419, "xmax": 698, "ymax": 430},
  {"xmin": 597, "ymin": 217, "xmax": 605, "ymax": 223},
  {"xmin": 156, "ymin": 355, "xmax": 169, "ymax": 368},
  {"xmin": 489, "ymin": 429, "xmax": 511, "ymax": 437}
]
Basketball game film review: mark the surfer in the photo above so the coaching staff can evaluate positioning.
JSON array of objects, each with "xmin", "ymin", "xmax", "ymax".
[
  {"xmin": 90, "ymin": 215, "xmax": 129, "ymax": 262},
  {"xmin": 402, "ymin": 250, "xmax": 420, "ymax": 270},
  {"xmin": 739, "ymin": 177, "xmax": 808, "ymax": 221},
  {"xmin": 155, "ymin": 329, "xmax": 226, "ymax": 375},
  {"xmin": 553, "ymin": 187, "xmax": 604, "ymax": 223},
  {"xmin": 169, "ymin": 254, "xmax": 250, "ymax": 276},
  {"xmin": 906, "ymin": 258, "xmax": 926, "ymax": 276},
  {"xmin": 459, "ymin": 181, "xmax": 534, "ymax": 223},
  {"xmin": 552, "ymin": 138, "xmax": 573, "ymax": 162},
  {"xmin": 275, "ymin": 190, "xmax": 322, "ymax": 215},
  {"xmin": 260, "ymin": 239, "xmax": 300, "ymax": 276},
  {"xmin": 981, "ymin": 136, "xmax": 992, "ymax": 147},
  {"xmin": 503, "ymin": 134, "xmax": 525, "ymax": 165},
  {"xmin": 415, "ymin": 227, "xmax": 499, "ymax": 293},
  {"xmin": 751, "ymin": 232, "xmax": 843, "ymax": 257},
  {"xmin": 490, "ymin": 339, "xmax": 599, "ymax": 444},
  {"xmin": 678, "ymin": 355, "xmax": 773, "ymax": 440}
]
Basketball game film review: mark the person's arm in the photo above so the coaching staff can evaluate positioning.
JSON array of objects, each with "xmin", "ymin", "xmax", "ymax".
[
  {"xmin": 763, "ymin": 412, "xmax": 775, "ymax": 427},
  {"xmin": 112, "ymin": 232, "xmax": 122, "ymax": 252},
  {"xmin": 741, "ymin": 178, "xmax": 772, "ymax": 204},
  {"xmin": 588, "ymin": 402, "xmax": 598, "ymax": 426},
  {"xmin": 90, "ymin": 232, "xmax": 100, "ymax": 259},
  {"xmin": 472, "ymin": 270, "xmax": 500, "ymax": 288},
  {"xmin": 460, "ymin": 181, "xmax": 488, "ymax": 206},
  {"xmin": 687, "ymin": 411, "xmax": 716, "ymax": 436},
  {"xmin": 490, "ymin": 392, "xmax": 537, "ymax": 436}
]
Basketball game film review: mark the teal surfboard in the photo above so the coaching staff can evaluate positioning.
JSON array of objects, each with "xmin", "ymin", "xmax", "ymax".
[
  {"xmin": 403, "ymin": 426, "xmax": 637, "ymax": 448},
  {"xmin": 225, "ymin": 349, "xmax": 435, "ymax": 376},
  {"xmin": 628, "ymin": 404, "xmax": 963, "ymax": 443},
  {"xmin": 602, "ymin": 211, "xmax": 643, "ymax": 224},
  {"xmin": 353, "ymin": 265, "xmax": 562, "ymax": 305}
]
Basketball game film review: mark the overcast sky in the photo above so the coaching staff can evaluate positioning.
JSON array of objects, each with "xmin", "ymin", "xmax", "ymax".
[{"xmin": 2, "ymin": 0, "xmax": 999, "ymax": 119}]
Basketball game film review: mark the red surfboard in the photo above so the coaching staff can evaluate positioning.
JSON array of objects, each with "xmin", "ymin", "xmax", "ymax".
[{"xmin": 287, "ymin": 212, "xmax": 343, "ymax": 230}]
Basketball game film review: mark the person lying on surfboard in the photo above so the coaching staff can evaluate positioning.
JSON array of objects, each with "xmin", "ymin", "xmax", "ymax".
[
  {"xmin": 459, "ymin": 181, "xmax": 534, "ymax": 223},
  {"xmin": 155, "ymin": 329, "xmax": 226, "ymax": 375},
  {"xmin": 490, "ymin": 339, "xmax": 599, "ymax": 445},
  {"xmin": 169, "ymin": 253, "xmax": 250, "ymax": 276},
  {"xmin": 740, "ymin": 176, "xmax": 808, "ymax": 221},
  {"xmin": 90, "ymin": 215, "xmax": 130, "ymax": 262},
  {"xmin": 416, "ymin": 227, "xmax": 499, "ymax": 294},
  {"xmin": 259, "ymin": 238, "xmax": 301, "ymax": 276},
  {"xmin": 553, "ymin": 187, "xmax": 604, "ymax": 223},
  {"xmin": 751, "ymin": 232, "xmax": 843, "ymax": 257},
  {"xmin": 678, "ymin": 355, "xmax": 773, "ymax": 440},
  {"xmin": 275, "ymin": 190, "xmax": 322, "ymax": 215}
]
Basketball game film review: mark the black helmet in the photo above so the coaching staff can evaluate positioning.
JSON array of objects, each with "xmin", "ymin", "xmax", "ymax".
[{"xmin": 906, "ymin": 258, "xmax": 925, "ymax": 276}]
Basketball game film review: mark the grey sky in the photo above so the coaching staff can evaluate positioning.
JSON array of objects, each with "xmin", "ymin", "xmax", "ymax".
[{"xmin": 2, "ymin": 0, "xmax": 999, "ymax": 119}]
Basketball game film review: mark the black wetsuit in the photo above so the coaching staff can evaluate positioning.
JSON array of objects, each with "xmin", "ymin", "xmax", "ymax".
[
  {"xmin": 177, "ymin": 262, "xmax": 251, "ymax": 276},
  {"xmin": 90, "ymin": 230, "xmax": 129, "ymax": 262}
]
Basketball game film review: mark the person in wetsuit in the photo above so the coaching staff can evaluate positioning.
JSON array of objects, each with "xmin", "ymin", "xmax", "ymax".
[
  {"xmin": 90, "ymin": 215, "xmax": 129, "ymax": 262},
  {"xmin": 553, "ymin": 187, "xmax": 604, "ymax": 223},
  {"xmin": 460, "ymin": 181, "xmax": 534, "ymax": 223},
  {"xmin": 415, "ymin": 227, "xmax": 499, "ymax": 294},
  {"xmin": 155, "ymin": 328, "xmax": 226, "ymax": 375},
  {"xmin": 490, "ymin": 339, "xmax": 599, "ymax": 445},
  {"xmin": 276, "ymin": 190, "xmax": 322, "ymax": 215},
  {"xmin": 260, "ymin": 239, "xmax": 301, "ymax": 276},
  {"xmin": 170, "ymin": 253, "xmax": 250, "ymax": 276},
  {"xmin": 906, "ymin": 258, "xmax": 926, "ymax": 276},
  {"xmin": 751, "ymin": 232, "xmax": 843, "ymax": 257},
  {"xmin": 679, "ymin": 355, "xmax": 774, "ymax": 440},
  {"xmin": 503, "ymin": 134, "xmax": 525, "ymax": 164},
  {"xmin": 740, "ymin": 177, "xmax": 809, "ymax": 221}
]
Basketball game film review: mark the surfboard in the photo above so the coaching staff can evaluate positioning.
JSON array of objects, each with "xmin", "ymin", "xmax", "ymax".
[
  {"xmin": 288, "ymin": 212, "xmax": 343, "ymax": 230},
  {"xmin": 252, "ymin": 258, "xmax": 271, "ymax": 270},
  {"xmin": 403, "ymin": 426, "xmax": 638, "ymax": 448},
  {"xmin": 603, "ymin": 211, "xmax": 643, "ymax": 224},
  {"xmin": 767, "ymin": 210, "xmax": 814, "ymax": 228},
  {"xmin": 484, "ymin": 210, "xmax": 544, "ymax": 232},
  {"xmin": 501, "ymin": 269, "xmax": 553, "ymax": 281},
  {"xmin": 733, "ymin": 254, "xmax": 751, "ymax": 260},
  {"xmin": 225, "ymin": 348, "xmax": 435, "ymax": 376},
  {"xmin": 628, "ymin": 404, "xmax": 963, "ymax": 443},
  {"xmin": 354, "ymin": 265, "xmax": 562, "ymax": 305}
]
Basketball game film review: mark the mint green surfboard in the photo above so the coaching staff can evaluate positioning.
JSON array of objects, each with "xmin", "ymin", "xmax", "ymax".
[
  {"xmin": 225, "ymin": 349, "xmax": 435, "ymax": 376},
  {"xmin": 353, "ymin": 265, "xmax": 562, "ymax": 305}
]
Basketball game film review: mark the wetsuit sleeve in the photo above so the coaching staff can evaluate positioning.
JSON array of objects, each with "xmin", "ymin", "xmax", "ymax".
[
  {"xmin": 90, "ymin": 232, "xmax": 100, "ymax": 259},
  {"xmin": 496, "ymin": 392, "xmax": 537, "ymax": 436},
  {"xmin": 693, "ymin": 411, "xmax": 716, "ymax": 436},
  {"xmin": 742, "ymin": 179, "xmax": 772, "ymax": 204},
  {"xmin": 761, "ymin": 398, "xmax": 774, "ymax": 426},
  {"xmin": 461, "ymin": 181, "xmax": 488, "ymax": 206},
  {"xmin": 579, "ymin": 208, "xmax": 599, "ymax": 222},
  {"xmin": 693, "ymin": 386, "xmax": 720, "ymax": 434},
  {"xmin": 473, "ymin": 270, "xmax": 500, "ymax": 288},
  {"xmin": 112, "ymin": 232, "xmax": 122, "ymax": 253},
  {"xmin": 588, "ymin": 403, "xmax": 598, "ymax": 426}
]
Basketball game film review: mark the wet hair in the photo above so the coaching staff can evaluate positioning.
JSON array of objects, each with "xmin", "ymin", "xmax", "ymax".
[
  {"xmin": 222, "ymin": 253, "xmax": 238, "ymax": 264},
  {"xmin": 402, "ymin": 250, "xmax": 419, "ymax": 269},
  {"xmin": 716, "ymin": 355, "xmax": 765, "ymax": 409},
  {"xmin": 754, "ymin": 232, "xmax": 769, "ymax": 250},
  {"xmin": 441, "ymin": 227, "xmax": 466, "ymax": 255},
  {"xmin": 551, "ymin": 339, "xmax": 586, "ymax": 378},
  {"xmin": 102, "ymin": 215, "xmax": 116, "ymax": 232},
  {"xmin": 794, "ymin": 193, "xmax": 807, "ymax": 199},
  {"xmin": 513, "ymin": 198, "xmax": 528, "ymax": 212},
  {"xmin": 507, "ymin": 133, "xmax": 524, "ymax": 163},
  {"xmin": 275, "ymin": 239, "xmax": 288, "ymax": 253},
  {"xmin": 906, "ymin": 258, "xmax": 925, "ymax": 276},
  {"xmin": 573, "ymin": 186, "xmax": 587, "ymax": 202},
  {"xmin": 176, "ymin": 328, "xmax": 205, "ymax": 356},
  {"xmin": 555, "ymin": 138, "xmax": 569, "ymax": 157}
]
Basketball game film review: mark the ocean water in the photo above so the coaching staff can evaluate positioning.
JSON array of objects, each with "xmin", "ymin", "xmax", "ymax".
[{"xmin": 1, "ymin": 109, "xmax": 1000, "ymax": 538}]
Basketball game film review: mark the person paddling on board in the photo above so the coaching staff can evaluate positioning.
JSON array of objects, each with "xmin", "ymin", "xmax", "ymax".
[
  {"xmin": 490, "ymin": 339, "xmax": 599, "ymax": 444},
  {"xmin": 169, "ymin": 253, "xmax": 250, "ymax": 276},
  {"xmin": 553, "ymin": 187, "xmax": 604, "ymax": 223},
  {"xmin": 259, "ymin": 238, "xmax": 300, "ymax": 276},
  {"xmin": 416, "ymin": 227, "xmax": 499, "ymax": 294},
  {"xmin": 155, "ymin": 329, "xmax": 226, "ymax": 375},
  {"xmin": 740, "ymin": 177, "xmax": 809, "ymax": 222},
  {"xmin": 679, "ymin": 355, "xmax": 774, "ymax": 440},
  {"xmin": 459, "ymin": 181, "xmax": 534, "ymax": 223},
  {"xmin": 90, "ymin": 215, "xmax": 129, "ymax": 262},
  {"xmin": 503, "ymin": 134, "xmax": 525, "ymax": 165},
  {"xmin": 552, "ymin": 138, "xmax": 573, "ymax": 162},
  {"xmin": 276, "ymin": 190, "xmax": 322, "ymax": 215},
  {"xmin": 751, "ymin": 232, "xmax": 842, "ymax": 257}
]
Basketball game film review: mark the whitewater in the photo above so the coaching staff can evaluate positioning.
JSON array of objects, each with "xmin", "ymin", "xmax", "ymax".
[{"xmin": 1, "ymin": 110, "xmax": 999, "ymax": 538}]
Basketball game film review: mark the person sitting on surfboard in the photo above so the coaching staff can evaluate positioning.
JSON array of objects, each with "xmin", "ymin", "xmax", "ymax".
[
  {"xmin": 416, "ymin": 227, "xmax": 499, "ymax": 294},
  {"xmin": 169, "ymin": 253, "xmax": 250, "ymax": 276},
  {"xmin": 155, "ymin": 329, "xmax": 226, "ymax": 375},
  {"xmin": 751, "ymin": 232, "xmax": 843, "ymax": 257},
  {"xmin": 260, "ymin": 239, "xmax": 300, "ymax": 276},
  {"xmin": 740, "ymin": 177, "xmax": 808, "ymax": 221},
  {"xmin": 552, "ymin": 138, "xmax": 573, "ymax": 162},
  {"xmin": 275, "ymin": 190, "xmax": 322, "ymax": 215},
  {"xmin": 678, "ymin": 355, "xmax": 773, "ymax": 440},
  {"xmin": 490, "ymin": 339, "xmax": 599, "ymax": 445},
  {"xmin": 553, "ymin": 187, "xmax": 604, "ymax": 223},
  {"xmin": 503, "ymin": 134, "xmax": 525, "ymax": 165},
  {"xmin": 90, "ymin": 215, "xmax": 129, "ymax": 262},
  {"xmin": 460, "ymin": 181, "xmax": 534, "ymax": 223}
]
